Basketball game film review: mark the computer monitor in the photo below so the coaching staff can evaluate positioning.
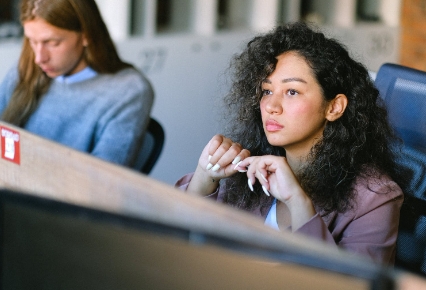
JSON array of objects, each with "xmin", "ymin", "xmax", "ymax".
[{"xmin": 0, "ymin": 188, "xmax": 392, "ymax": 290}]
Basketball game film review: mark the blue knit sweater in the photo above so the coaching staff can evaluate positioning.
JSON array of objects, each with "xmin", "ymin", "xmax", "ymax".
[{"xmin": 0, "ymin": 66, "xmax": 154, "ymax": 168}]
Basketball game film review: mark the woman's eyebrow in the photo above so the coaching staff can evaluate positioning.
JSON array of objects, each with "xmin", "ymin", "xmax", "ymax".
[
  {"xmin": 282, "ymin": 77, "xmax": 307, "ymax": 83},
  {"xmin": 262, "ymin": 77, "xmax": 307, "ymax": 84}
]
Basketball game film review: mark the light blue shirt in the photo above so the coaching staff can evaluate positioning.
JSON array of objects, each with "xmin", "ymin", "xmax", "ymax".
[
  {"xmin": 264, "ymin": 198, "xmax": 279, "ymax": 230},
  {"xmin": 55, "ymin": 66, "xmax": 98, "ymax": 84}
]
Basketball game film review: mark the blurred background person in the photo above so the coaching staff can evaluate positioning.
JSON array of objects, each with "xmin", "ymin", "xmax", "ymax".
[{"xmin": 0, "ymin": 0, "xmax": 154, "ymax": 168}]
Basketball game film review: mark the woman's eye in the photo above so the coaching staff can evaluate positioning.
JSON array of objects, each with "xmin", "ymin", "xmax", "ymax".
[
  {"xmin": 262, "ymin": 89, "xmax": 272, "ymax": 96},
  {"xmin": 287, "ymin": 89, "xmax": 298, "ymax": 96},
  {"xmin": 48, "ymin": 40, "xmax": 60, "ymax": 47}
]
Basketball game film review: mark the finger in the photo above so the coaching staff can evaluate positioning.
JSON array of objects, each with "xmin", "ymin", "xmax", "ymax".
[
  {"xmin": 236, "ymin": 155, "xmax": 254, "ymax": 171},
  {"xmin": 207, "ymin": 135, "xmax": 228, "ymax": 157},
  {"xmin": 253, "ymin": 168, "xmax": 268, "ymax": 187},
  {"xmin": 233, "ymin": 149, "xmax": 251, "ymax": 172},
  {"xmin": 262, "ymin": 185, "xmax": 271, "ymax": 196},
  {"xmin": 211, "ymin": 142, "xmax": 244, "ymax": 172},
  {"xmin": 206, "ymin": 135, "xmax": 231, "ymax": 170},
  {"xmin": 234, "ymin": 161, "xmax": 246, "ymax": 172},
  {"xmin": 245, "ymin": 158, "xmax": 272, "ymax": 197},
  {"xmin": 245, "ymin": 159, "xmax": 258, "ymax": 189},
  {"xmin": 247, "ymin": 178, "xmax": 254, "ymax": 192},
  {"xmin": 255, "ymin": 169, "xmax": 271, "ymax": 197}
]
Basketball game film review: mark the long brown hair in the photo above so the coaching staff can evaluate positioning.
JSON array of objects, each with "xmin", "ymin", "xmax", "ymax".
[{"xmin": 2, "ymin": 0, "xmax": 132, "ymax": 126}]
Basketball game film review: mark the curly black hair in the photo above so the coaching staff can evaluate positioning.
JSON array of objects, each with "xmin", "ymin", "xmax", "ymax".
[{"xmin": 220, "ymin": 22, "xmax": 405, "ymax": 214}]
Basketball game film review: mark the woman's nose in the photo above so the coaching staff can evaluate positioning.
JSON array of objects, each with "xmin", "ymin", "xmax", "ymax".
[
  {"xmin": 34, "ymin": 45, "xmax": 49, "ymax": 65},
  {"xmin": 264, "ymin": 93, "xmax": 283, "ymax": 114}
]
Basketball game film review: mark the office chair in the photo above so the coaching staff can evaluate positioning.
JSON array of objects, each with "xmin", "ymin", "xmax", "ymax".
[
  {"xmin": 375, "ymin": 63, "xmax": 426, "ymax": 276},
  {"xmin": 134, "ymin": 117, "xmax": 165, "ymax": 174}
]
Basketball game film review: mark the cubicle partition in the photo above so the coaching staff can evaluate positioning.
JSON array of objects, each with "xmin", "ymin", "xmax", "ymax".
[{"xmin": 0, "ymin": 121, "xmax": 423, "ymax": 289}]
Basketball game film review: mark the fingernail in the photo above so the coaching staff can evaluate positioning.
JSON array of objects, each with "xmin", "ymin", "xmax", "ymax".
[
  {"xmin": 206, "ymin": 163, "xmax": 213, "ymax": 170},
  {"xmin": 248, "ymin": 178, "xmax": 254, "ymax": 191},
  {"xmin": 232, "ymin": 156, "xmax": 241, "ymax": 165},
  {"xmin": 212, "ymin": 164, "xmax": 221, "ymax": 172},
  {"xmin": 234, "ymin": 161, "xmax": 246, "ymax": 172},
  {"xmin": 260, "ymin": 173, "xmax": 268, "ymax": 183},
  {"xmin": 262, "ymin": 185, "xmax": 270, "ymax": 196}
]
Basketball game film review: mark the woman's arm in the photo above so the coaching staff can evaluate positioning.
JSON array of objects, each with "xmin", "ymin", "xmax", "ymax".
[
  {"xmin": 0, "ymin": 66, "xmax": 19, "ymax": 116},
  {"xmin": 296, "ymin": 175, "xmax": 403, "ymax": 265},
  {"xmin": 91, "ymin": 70, "xmax": 154, "ymax": 167}
]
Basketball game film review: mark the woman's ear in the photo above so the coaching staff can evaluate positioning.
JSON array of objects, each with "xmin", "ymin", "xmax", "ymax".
[
  {"xmin": 82, "ymin": 34, "xmax": 88, "ymax": 47},
  {"xmin": 326, "ymin": 94, "xmax": 348, "ymax": 122}
]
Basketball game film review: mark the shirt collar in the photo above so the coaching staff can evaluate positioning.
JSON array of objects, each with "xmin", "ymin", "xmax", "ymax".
[{"xmin": 55, "ymin": 66, "xmax": 98, "ymax": 84}]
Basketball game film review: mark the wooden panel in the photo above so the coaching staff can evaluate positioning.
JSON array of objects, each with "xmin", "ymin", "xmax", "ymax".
[
  {"xmin": 0, "ymin": 121, "xmax": 392, "ymax": 288},
  {"xmin": 0, "ymin": 122, "xmax": 332, "ymax": 256},
  {"xmin": 396, "ymin": 273, "xmax": 426, "ymax": 290},
  {"xmin": 1, "ymin": 199, "xmax": 369, "ymax": 290}
]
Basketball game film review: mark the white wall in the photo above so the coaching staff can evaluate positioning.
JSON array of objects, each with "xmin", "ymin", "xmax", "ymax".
[
  {"xmin": 0, "ymin": 26, "xmax": 399, "ymax": 185},
  {"xmin": 120, "ymin": 25, "xmax": 400, "ymax": 185},
  {"xmin": 116, "ymin": 32, "xmax": 254, "ymax": 184},
  {"xmin": 0, "ymin": 0, "xmax": 402, "ymax": 185}
]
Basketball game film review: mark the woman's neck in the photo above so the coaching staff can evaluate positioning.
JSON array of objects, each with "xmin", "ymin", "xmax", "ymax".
[{"xmin": 285, "ymin": 150, "xmax": 309, "ymax": 175}]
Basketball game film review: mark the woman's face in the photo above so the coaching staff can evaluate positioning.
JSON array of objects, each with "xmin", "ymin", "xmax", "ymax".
[
  {"xmin": 24, "ymin": 17, "xmax": 88, "ymax": 78},
  {"xmin": 260, "ymin": 51, "xmax": 329, "ymax": 157}
]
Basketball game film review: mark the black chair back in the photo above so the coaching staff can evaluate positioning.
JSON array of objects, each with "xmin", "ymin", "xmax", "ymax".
[
  {"xmin": 375, "ymin": 63, "xmax": 426, "ymax": 151},
  {"xmin": 134, "ymin": 117, "xmax": 165, "ymax": 174},
  {"xmin": 375, "ymin": 63, "xmax": 426, "ymax": 276}
]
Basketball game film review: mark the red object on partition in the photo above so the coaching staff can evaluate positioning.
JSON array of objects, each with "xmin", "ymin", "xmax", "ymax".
[{"xmin": 1, "ymin": 126, "xmax": 20, "ymax": 165}]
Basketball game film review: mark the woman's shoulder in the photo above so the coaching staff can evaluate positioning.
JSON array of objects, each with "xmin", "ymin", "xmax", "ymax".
[
  {"xmin": 351, "ymin": 168, "xmax": 404, "ymax": 216},
  {"xmin": 69, "ymin": 67, "xmax": 152, "ymax": 100},
  {"xmin": 110, "ymin": 67, "xmax": 150, "ymax": 85},
  {"xmin": 95, "ymin": 67, "xmax": 153, "ymax": 95},
  {"xmin": 1, "ymin": 64, "xmax": 19, "ymax": 85},
  {"xmin": 0, "ymin": 65, "xmax": 19, "ymax": 104}
]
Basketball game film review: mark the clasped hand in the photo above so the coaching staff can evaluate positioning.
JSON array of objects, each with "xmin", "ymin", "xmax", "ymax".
[
  {"xmin": 189, "ymin": 134, "xmax": 316, "ymax": 231},
  {"xmin": 197, "ymin": 135, "xmax": 303, "ymax": 203}
]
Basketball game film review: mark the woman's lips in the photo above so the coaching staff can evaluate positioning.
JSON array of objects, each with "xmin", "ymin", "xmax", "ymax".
[
  {"xmin": 41, "ymin": 66, "xmax": 53, "ymax": 73},
  {"xmin": 265, "ymin": 119, "xmax": 284, "ymax": 132}
]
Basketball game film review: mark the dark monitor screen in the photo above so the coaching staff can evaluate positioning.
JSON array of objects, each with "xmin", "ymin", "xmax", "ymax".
[{"xmin": 0, "ymin": 189, "xmax": 387, "ymax": 290}]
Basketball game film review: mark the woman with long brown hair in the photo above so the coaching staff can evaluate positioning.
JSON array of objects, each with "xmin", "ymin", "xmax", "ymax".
[{"xmin": 0, "ymin": 0, "xmax": 154, "ymax": 168}]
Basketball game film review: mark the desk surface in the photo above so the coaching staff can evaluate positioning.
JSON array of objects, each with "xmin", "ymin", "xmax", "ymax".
[{"xmin": 0, "ymin": 121, "xmax": 423, "ymax": 289}]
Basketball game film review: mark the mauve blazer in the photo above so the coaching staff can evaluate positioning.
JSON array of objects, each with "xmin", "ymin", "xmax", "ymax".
[{"xmin": 176, "ymin": 172, "xmax": 403, "ymax": 265}]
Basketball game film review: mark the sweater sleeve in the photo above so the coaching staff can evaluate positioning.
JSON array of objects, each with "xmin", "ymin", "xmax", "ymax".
[
  {"xmin": 295, "ymin": 175, "xmax": 403, "ymax": 265},
  {"xmin": 294, "ymin": 213, "xmax": 338, "ymax": 246},
  {"xmin": 91, "ymin": 69, "xmax": 154, "ymax": 168},
  {"xmin": 175, "ymin": 173, "xmax": 221, "ymax": 201},
  {"xmin": 0, "ymin": 66, "xmax": 18, "ymax": 116},
  {"xmin": 175, "ymin": 173, "xmax": 193, "ymax": 191}
]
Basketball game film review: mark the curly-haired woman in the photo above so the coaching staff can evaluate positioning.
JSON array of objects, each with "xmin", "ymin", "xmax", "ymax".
[{"xmin": 176, "ymin": 22, "xmax": 406, "ymax": 265}]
